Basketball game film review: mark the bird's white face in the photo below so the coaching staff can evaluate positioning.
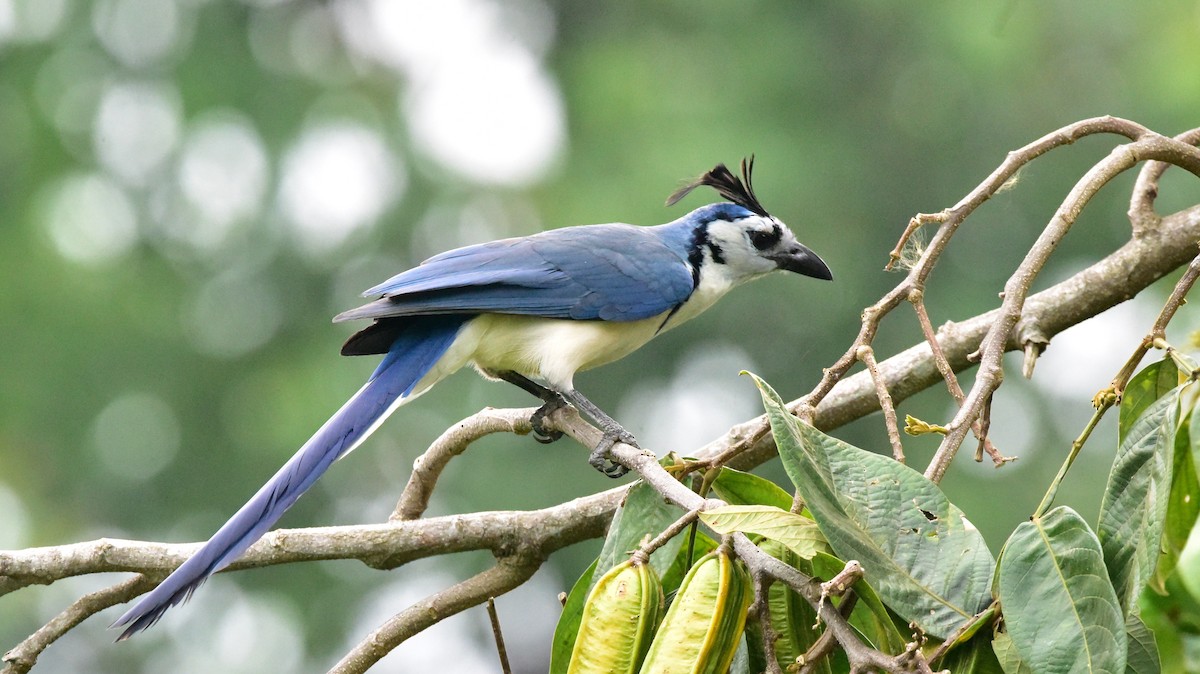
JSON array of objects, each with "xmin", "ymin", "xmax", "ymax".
[{"xmin": 701, "ymin": 215, "xmax": 799, "ymax": 282}]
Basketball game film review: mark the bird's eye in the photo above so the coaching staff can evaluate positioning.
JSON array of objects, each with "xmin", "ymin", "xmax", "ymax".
[{"xmin": 748, "ymin": 226, "xmax": 782, "ymax": 251}]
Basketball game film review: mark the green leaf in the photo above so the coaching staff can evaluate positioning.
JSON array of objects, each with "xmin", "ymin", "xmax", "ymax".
[
  {"xmin": 593, "ymin": 480, "xmax": 684, "ymax": 590},
  {"xmin": 549, "ymin": 558, "xmax": 597, "ymax": 674},
  {"xmin": 812, "ymin": 551, "xmax": 907, "ymax": 655},
  {"xmin": 1125, "ymin": 613, "xmax": 1160, "ymax": 674},
  {"xmin": 1154, "ymin": 411, "xmax": 1200, "ymax": 592},
  {"xmin": 938, "ymin": 626, "xmax": 1005, "ymax": 674},
  {"xmin": 712, "ymin": 466, "xmax": 794, "ymax": 510},
  {"xmin": 699, "ymin": 504, "xmax": 828, "ymax": 559},
  {"xmin": 748, "ymin": 372, "xmax": 995, "ymax": 639},
  {"xmin": 1119, "ymin": 360, "xmax": 1180, "ymax": 443},
  {"xmin": 996, "ymin": 505, "xmax": 1126, "ymax": 674},
  {"xmin": 1098, "ymin": 379, "xmax": 1184, "ymax": 612},
  {"xmin": 992, "ymin": 629, "xmax": 1034, "ymax": 674}
]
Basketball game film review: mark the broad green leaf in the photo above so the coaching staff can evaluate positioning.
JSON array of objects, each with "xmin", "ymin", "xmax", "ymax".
[
  {"xmin": 549, "ymin": 558, "xmax": 597, "ymax": 674},
  {"xmin": 812, "ymin": 551, "xmax": 907, "ymax": 655},
  {"xmin": 1154, "ymin": 412, "xmax": 1199, "ymax": 592},
  {"xmin": 1119, "ymin": 360, "xmax": 1180, "ymax": 443},
  {"xmin": 699, "ymin": 504, "xmax": 829, "ymax": 559},
  {"xmin": 997, "ymin": 506, "xmax": 1126, "ymax": 674},
  {"xmin": 1098, "ymin": 381, "xmax": 1183, "ymax": 612},
  {"xmin": 712, "ymin": 466, "xmax": 794, "ymax": 510},
  {"xmin": 992, "ymin": 630, "xmax": 1034, "ymax": 674},
  {"xmin": 938, "ymin": 626, "xmax": 1005, "ymax": 674},
  {"xmin": 593, "ymin": 480, "xmax": 684, "ymax": 590},
  {"xmin": 1125, "ymin": 613, "xmax": 1160, "ymax": 674},
  {"xmin": 749, "ymin": 373, "xmax": 994, "ymax": 639}
]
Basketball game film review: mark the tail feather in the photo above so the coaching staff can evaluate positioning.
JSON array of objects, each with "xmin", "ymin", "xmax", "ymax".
[{"xmin": 111, "ymin": 315, "xmax": 468, "ymax": 639}]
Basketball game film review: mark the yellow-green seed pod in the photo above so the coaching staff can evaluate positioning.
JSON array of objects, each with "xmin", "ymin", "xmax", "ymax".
[
  {"xmin": 567, "ymin": 559, "xmax": 664, "ymax": 674},
  {"xmin": 638, "ymin": 549, "xmax": 752, "ymax": 674}
]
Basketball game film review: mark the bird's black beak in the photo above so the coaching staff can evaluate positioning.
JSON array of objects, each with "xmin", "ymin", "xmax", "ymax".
[{"xmin": 771, "ymin": 243, "xmax": 832, "ymax": 280}]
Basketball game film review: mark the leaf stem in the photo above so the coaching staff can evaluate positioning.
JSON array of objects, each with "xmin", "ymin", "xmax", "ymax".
[{"xmin": 1034, "ymin": 399, "xmax": 1112, "ymax": 519}]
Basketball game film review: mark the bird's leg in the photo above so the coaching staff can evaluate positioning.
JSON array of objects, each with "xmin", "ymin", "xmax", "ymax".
[
  {"xmin": 560, "ymin": 389, "xmax": 636, "ymax": 478},
  {"xmin": 494, "ymin": 371, "xmax": 566, "ymax": 444},
  {"xmin": 492, "ymin": 371, "xmax": 634, "ymax": 478}
]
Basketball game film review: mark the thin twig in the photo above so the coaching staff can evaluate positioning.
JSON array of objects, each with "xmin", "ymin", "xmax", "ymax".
[
  {"xmin": 819, "ymin": 560, "xmax": 864, "ymax": 598},
  {"xmin": 1036, "ymin": 249, "xmax": 1200, "ymax": 518},
  {"xmin": 926, "ymin": 132, "xmax": 1200, "ymax": 483},
  {"xmin": 329, "ymin": 555, "xmax": 541, "ymax": 674},
  {"xmin": 1, "ymin": 576, "xmax": 154, "ymax": 674},
  {"xmin": 393, "ymin": 407, "xmax": 535, "ymax": 521},
  {"xmin": 796, "ymin": 592, "xmax": 858, "ymax": 674},
  {"xmin": 1129, "ymin": 127, "xmax": 1200, "ymax": 232},
  {"xmin": 912, "ymin": 290, "xmax": 1007, "ymax": 465},
  {"xmin": 485, "ymin": 598, "xmax": 512, "ymax": 674},
  {"xmin": 636, "ymin": 506, "xmax": 706, "ymax": 561},
  {"xmin": 856, "ymin": 346, "xmax": 905, "ymax": 462},
  {"xmin": 1106, "ymin": 248, "xmax": 1200, "ymax": 396},
  {"xmin": 909, "ymin": 290, "xmax": 965, "ymax": 404},
  {"xmin": 802, "ymin": 117, "xmax": 1197, "ymax": 467}
]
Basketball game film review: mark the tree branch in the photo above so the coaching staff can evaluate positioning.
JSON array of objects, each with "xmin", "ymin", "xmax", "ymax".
[
  {"xmin": 1, "ymin": 576, "xmax": 155, "ymax": 674},
  {"xmin": 329, "ymin": 554, "xmax": 541, "ymax": 674}
]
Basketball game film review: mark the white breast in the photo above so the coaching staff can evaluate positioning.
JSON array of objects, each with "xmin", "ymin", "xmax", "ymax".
[{"xmin": 407, "ymin": 257, "xmax": 742, "ymax": 394}]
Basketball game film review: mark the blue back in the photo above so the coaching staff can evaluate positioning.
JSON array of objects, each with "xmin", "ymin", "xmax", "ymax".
[{"xmin": 336, "ymin": 203, "xmax": 755, "ymax": 325}]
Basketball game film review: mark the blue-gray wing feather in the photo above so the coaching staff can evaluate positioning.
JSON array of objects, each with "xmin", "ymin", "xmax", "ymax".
[{"xmin": 336, "ymin": 224, "xmax": 695, "ymax": 323}]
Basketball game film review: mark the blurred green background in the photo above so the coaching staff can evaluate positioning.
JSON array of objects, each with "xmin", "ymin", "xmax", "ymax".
[{"xmin": 2, "ymin": 1, "xmax": 1200, "ymax": 672}]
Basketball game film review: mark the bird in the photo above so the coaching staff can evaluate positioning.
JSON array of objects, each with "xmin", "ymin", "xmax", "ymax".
[{"xmin": 111, "ymin": 157, "xmax": 831, "ymax": 639}]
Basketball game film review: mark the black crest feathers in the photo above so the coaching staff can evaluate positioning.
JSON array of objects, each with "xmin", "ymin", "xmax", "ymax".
[{"xmin": 666, "ymin": 156, "xmax": 769, "ymax": 217}]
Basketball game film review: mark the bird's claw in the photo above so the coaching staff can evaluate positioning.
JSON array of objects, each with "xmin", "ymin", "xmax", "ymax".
[
  {"xmin": 588, "ymin": 430, "xmax": 637, "ymax": 478},
  {"xmin": 530, "ymin": 399, "xmax": 565, "ymax": 444}
]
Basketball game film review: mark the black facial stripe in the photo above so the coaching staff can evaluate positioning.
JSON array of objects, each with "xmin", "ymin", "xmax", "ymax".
[
  {"xmin": 687, "ymin": 225, "xmax": 728, "ymax": 289},
  {"xmin": 749, "ymin": 224, "xmax": 783, "ymax": 251},
  {"xmin": 707, "ymin": 241, "xmax": 726, "ymax": 264},
  {"xmin": 688, "ymin": 231, "xmax": 705, "ymax": 289}
]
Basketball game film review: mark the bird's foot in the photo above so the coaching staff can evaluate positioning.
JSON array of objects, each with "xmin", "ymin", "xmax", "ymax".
[
  {"xmin": 588, "ymin": 429, "xmax": 638, "ymax": 478},
  {"xmin": 530, "ymin": 397, "xmax": 566, "ymax": 444}
]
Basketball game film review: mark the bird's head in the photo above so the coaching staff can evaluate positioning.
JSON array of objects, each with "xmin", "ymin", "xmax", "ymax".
[{"xmin": 668, "ymin": 158, "xmax": 832, "ymax": 283}]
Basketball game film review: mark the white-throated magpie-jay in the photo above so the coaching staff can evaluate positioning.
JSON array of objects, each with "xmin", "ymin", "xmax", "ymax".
[{"xmin": 112, "ymin": 158, "xmax": 831, "ymax": 638}]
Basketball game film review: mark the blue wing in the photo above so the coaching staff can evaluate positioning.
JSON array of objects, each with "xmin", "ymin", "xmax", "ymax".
[
  {"xmin": 334, "ymin": 224, "xmax": 696, "ymax": 324},
  {"xmin": 112, "ymin": 315, "xmax": 469, "ymax": 639}
]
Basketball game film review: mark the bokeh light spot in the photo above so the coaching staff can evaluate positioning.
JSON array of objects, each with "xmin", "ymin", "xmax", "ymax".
[
  {"xmin": 91, "ymin": 392, "xmax": 182, "ymax": 482},
  {"xmin": 278, "ymin": 122, "xmax": 403, "ymax": 255},
  {"xmin": 0, "ymin": 0, "xmax": 67, "ymax": 45},
  {"xmin": 41, "ymin": 172, "xmax": 138, "ymax": 265},
  {"xmin": 619, "ymin": 343, "xmax": 762, "ymax": 453},
  {"xmin": 184, "ymin": 271, "xmax": 284, "ymax": 359},
  {"xmin": 337, "ymin": 0, "xmax": 564, "ymax": 185},
  {"xmin": 175, "ymin": 112, "xmax": 270, "ymax": 249},
  {"xmin": 93, "ymin": 80, "xmax": 182, "ymax": 186},
  {"xmin": 405, "ymin": 49, "xmax": 565, "ymax": 185},
  {"xmin": 92, "ymin": 0, "xmax": 182, "ymax": 69}
]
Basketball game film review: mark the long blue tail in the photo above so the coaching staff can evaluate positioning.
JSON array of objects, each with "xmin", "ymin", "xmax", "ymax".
[{"xmin": 112, "ymin": 316, "xmax": 468, "ymax": 639}]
